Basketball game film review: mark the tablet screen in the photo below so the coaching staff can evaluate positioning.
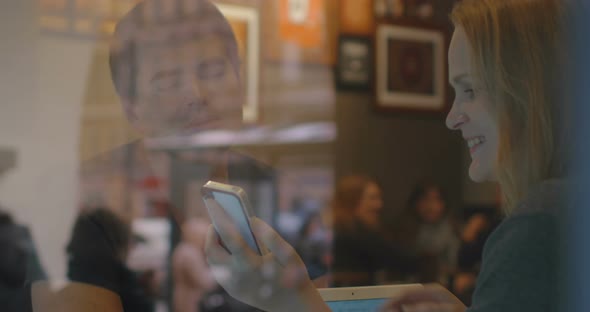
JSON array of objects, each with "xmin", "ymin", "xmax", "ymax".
[{"xmin": 325, "ymin": 298, "xmax": 388, "ymax": 312}]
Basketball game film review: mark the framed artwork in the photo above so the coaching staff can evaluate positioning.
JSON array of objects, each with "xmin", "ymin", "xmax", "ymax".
[
  {"xmin": 339, "ymin": 0, "xmax": 374, "ymax": 35},
  {"xmin": 215, "ymin": 4, "xmax": 261, "ymax": 123},
  {"xmin": 335, "ymin": 35, "xmax": 373, "ymax": 91},
  {"xmin": 263, "ymin": 0, "xmax": 337, "ymax": 64},
  {"xmin": 375, "ymin": 22, "xmax": 447, "ymax": 112}
]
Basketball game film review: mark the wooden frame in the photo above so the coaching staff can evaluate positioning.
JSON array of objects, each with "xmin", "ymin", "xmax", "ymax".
[
  {"xmin": 375, "ymin": 21, "xmax": 448, "ymax": 113},
  {"xmin": 335, "ymin": 35, "xmax": 373, "ymax": 91},
  {"xmin": 216, "ymin": 3, "xmax": 261, "ymax": 123}
]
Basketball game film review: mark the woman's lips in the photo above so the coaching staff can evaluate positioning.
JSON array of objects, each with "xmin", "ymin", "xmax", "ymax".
[{"xmin": 467, "ymin": 136, "xmax": 486, "ymax": 155}]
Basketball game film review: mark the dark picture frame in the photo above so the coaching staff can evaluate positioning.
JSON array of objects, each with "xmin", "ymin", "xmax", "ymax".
[
  {"xmin": 374, "ymin": 21, "xmax": 448, "ymax": 113},
  {"xmin": 335, "ymin": 35, "xmax": 373, "ymax": 91}
]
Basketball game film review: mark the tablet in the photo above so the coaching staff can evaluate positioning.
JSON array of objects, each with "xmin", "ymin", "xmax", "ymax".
[{"xmin": 319, "ymin": 284, "xmax": 423, "ymax": 312}]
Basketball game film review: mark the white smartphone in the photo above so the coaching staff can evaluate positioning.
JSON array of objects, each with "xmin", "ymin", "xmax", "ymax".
[{"xmin": 201, "ymin": 180, "xmax": 266, "ymax": 255}]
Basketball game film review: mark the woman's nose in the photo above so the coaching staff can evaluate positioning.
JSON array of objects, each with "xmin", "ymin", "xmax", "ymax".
[{"xmin": 445, "ymin": 102, "xmax": 469, "ymax": 130}]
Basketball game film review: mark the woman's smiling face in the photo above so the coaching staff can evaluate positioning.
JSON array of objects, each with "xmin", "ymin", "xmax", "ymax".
[{"xmin": 446, "ymin": 27, "xmax": 499, "ymax": 183}]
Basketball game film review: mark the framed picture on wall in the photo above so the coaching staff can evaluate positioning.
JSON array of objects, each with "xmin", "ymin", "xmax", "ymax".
[
  {"xmin": 335, "ymin": 35, "xmax": 373, "ymax": 91},
  {"xmin": 215, "ymin": 3, "xmax": 261, "ymax": 123},
  {"xmin": 375, "ymin": 22, "xmax": 447, "ymax": 113},
  {"xmin": 263, "ymin": 0, "xmax": 338, "ymax": 65}
]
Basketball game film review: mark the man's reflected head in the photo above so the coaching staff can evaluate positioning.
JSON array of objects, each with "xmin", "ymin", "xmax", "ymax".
[{"xmin": 109, "ymin": 0, "xmax": 243, "ymax": 137}]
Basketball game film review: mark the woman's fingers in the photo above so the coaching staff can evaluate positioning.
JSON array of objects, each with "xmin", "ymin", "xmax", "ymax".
[
  {"xmin": 383, "ymin": 302, "xmax": 461, "ymax": 312},
  {"xmin": 250, "ymin": 218, "xmax": 310, "ymax": 289},
  {"xmin": 397, "ymin": 285, "xmax": 456, "ymax": 302},
  {"xmin": 204, "ymin": 225, "xmax": 231, "ymax": 266},
  {"xmin": 251, "ymin": 218, "xmax": 297, "ymax": 265},
  {"xmin": 206, "ymin": 199, "xmax": 258, "ymax": 261},
  {"xmin": 381, "ymin": 285, "xmax": 465, "ymax": 312}
]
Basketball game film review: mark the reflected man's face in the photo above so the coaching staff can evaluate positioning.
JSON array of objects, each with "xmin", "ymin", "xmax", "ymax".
[{"xmin": 130, "ymin": 27, "xmax": 242, "ymax": 136}]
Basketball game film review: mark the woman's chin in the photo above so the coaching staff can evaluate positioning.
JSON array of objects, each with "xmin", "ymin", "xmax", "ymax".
[
  {"xmin": 469, "ymin": 171, "xmax": 485, "ymax": 183},
  {"xmin": 469, "ymin": 162, "xmax": 493, "ymax": 183}
]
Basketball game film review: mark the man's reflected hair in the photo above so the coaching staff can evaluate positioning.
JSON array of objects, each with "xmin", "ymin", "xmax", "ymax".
[{"xmin": 108, "ymin": 0, "xmax": 240, "ymax": 103}]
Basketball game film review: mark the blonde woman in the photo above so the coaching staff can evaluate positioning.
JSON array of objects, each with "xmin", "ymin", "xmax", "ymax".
[{"xmin": 205, "ymin": 0, "xmax": 571, "ymax": 311}]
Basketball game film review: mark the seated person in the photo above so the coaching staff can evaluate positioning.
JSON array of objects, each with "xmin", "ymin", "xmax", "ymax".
[
  {"xmin": 0, "ymin": 209, "xmax": 47, "ymax": 312},
  {"xmin": 295, "ymin": 211, "xmax": 332, "ymax": 282},
  {"xmin": 395, "ymin": 180, "xmax": 460, "ymax": 286},
  {"xmin": 332, "ymin": 175, "xmax": 413, "ymax": 286}
]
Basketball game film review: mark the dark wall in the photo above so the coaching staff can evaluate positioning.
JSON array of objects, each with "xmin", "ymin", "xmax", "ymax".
[
  {"xmin": 333, "ymin": 0, "xmax": 467, "ymax": 225},
  {"xmin": 334, "ymin": 92, "xmax": 464, "ymax": 224}
]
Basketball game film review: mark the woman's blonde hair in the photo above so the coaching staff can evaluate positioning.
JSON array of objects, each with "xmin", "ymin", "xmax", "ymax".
[{"xmin": 451, "ymin": 0, "xmax": 570, "ymax": 212}]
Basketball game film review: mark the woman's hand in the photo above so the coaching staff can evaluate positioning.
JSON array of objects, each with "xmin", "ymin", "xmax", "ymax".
[
  {"xmin": 453, "ymin": 272, "xmax": 476, "ymax": 295},
  {"xmin": 381, "ymin": 284, "xmax": 466, "ymax": 312},
  {"xmin": 462, "ymin": 214, "xmax": 489, "ymax": 243},
  {"xmin": 204, "ymin": 200, "xmax": 329, "ymax": 312}
]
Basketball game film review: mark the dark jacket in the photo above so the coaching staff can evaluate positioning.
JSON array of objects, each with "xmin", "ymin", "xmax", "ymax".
[
  {"xmin": 66, "ymin": 210, "xmax": 154, "ymax": 312},
  {"xmin": 467, "ymin": 180, "xmax": 565, "ymax": 312},
  {"xmin": 0, "ymin": 216, "xmax": 43, "ymax": 312}
]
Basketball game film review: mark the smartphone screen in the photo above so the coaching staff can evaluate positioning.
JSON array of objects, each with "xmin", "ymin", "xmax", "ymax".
[{"xmin": 207, "ymin": 190, "xmax": 261, "ymax": 254}]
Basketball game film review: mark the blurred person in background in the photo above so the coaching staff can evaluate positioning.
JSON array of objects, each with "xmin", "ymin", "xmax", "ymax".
[
  {"xmin": 172, "ymin": 218, "xmax": 216, "ymax": 312},
  {"xmin": 396, "ymin": 180, "xmax": 460, "ymax": 286},
  {"xmin": 0, "ymin": 209, "xmax": 46, "ymax": 285},
  {"xmin": 295, "ymin": 211, "xmax": 332, "ymax": 284},
  {"xmin": 331, "ymin": 175, "xmax": 413, "ymax": 286},
  {"xmin": 203, "ymin": 0, "xmax": 573, "ymax": 311},
  {"xmin": 0, "ymin": 209, "xmax": 46, "ymax": 311},
  {"xmin": 66, "ymin": 208, "xmax": 155, "ymax": 312},
  {"xmin": 0, "ymin": 211, "xmax": 26, "ymax": 289}
]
